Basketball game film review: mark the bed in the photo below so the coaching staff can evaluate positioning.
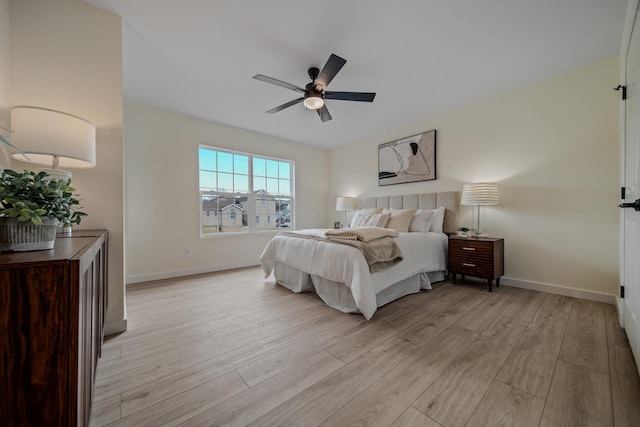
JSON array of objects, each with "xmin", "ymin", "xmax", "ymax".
[{"xmin": 259, "ymin": 192, "xmax": 459, "ymax": 319}]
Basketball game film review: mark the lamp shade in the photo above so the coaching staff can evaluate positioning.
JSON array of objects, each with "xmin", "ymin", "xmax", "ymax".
[
  {"xmin": 10, "ymin": 106, "xmax": 96, "ymax": 168},
  {"xmin": 461, "ymin": 182, "xmax": 499, "ymax": 206},
  {"xmin": 336, "ymin": 196, "xmax": 354, "ymax": 211}
]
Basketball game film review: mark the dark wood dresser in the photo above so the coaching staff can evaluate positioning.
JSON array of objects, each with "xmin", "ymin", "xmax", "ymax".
[
  {"xmin": 0, "ymin": 230, "xmax": 108, "ymax": 427},
  {"xmin": 449, "ymin": 235, "xmax": 504, "ymax": 292}
]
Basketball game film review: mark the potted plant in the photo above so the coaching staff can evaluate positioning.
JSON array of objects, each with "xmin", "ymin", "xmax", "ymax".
[
  {"xmin": 457, "ymin": 226, "xmax": 470, "ymax": 237},
  {"xmin": 0, "ymin": 169, "xmax": 86, "ymax": 251}
]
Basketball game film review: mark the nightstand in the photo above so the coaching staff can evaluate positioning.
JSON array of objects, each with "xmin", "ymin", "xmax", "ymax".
[{"xmin": 449, "ymin": 236, "xmax": 504, "ymax": 292}]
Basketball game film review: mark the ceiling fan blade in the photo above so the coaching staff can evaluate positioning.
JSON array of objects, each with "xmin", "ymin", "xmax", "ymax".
[
  {"xmin": 253, "ymin": 74, "xmax": 305, "ymax": 93},
  {"xmin": 266, "ymin": 97, "xmax": 304, "ymax": 114},
  {"xmin": 317, "ymin": 104, "xmax": 332, "ymax": 122},
  {"xmin": 316, "ymin": 54, "xmax": 346, "ymax": 89},
  {"xmin": 324, "ymin": 91, "xmax": 376, "ymax": 102}
]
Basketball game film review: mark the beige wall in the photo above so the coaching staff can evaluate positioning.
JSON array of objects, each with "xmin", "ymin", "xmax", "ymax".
[
  {"xmin": 124, "ymin": 102, "xmax": 329, "ymax": 283},
  {"xmin": 0, "ymin": 0, "xmax": 10, "ymax": 170},
  {"xmin": 329, "ymin": 56, "xmax": 620, "ymax": 297},
  {"xmin": 9, "ymin": 0, "xmax": 125, "ymax": 333}
]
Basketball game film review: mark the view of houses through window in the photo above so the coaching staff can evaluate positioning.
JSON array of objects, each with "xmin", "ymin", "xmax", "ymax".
[{"xmin": 199, "ymin": 146, "xmax": 293, "ymax": 235}]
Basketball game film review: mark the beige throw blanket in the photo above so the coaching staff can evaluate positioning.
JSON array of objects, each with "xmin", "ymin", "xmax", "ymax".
[
  {"xmin": 280, "ymin": 227, "xmax": 403, "ymax": 273},
  {"xmin": 325, "ymin": 226, "xmax": 398, "ymax": 242}
]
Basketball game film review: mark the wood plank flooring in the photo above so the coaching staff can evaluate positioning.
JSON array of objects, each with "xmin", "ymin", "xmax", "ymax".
[{"xmin": 90, "ymin": 267, "xmax": 640, "ymax": 427}]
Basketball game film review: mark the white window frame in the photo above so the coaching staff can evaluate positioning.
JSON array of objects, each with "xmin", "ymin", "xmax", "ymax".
[{"xmin": 199, "ymin": 145, "xmax": 294, "ymax": 237}]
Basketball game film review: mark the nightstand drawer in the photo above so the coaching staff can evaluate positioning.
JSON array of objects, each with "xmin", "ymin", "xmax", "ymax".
[
  {"xmin": 449, "ymin": 255, "xmax": 493, "ymax": 277},
  {"xmin": 449, "ymin": 238, "xmax": 494, "ymax": 255}
]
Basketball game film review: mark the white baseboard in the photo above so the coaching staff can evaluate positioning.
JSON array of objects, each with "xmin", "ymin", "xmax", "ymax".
[
  {"xmin": 126, "ymin": 261, "xmax": 260, "ymax": 285},
  {"xmin": 105, "ymin": 318, "xmax": 127, "ymax": 336},
  {"xmin": 501, "ymin": 277, "xmax": 617, "ymax": 305}
]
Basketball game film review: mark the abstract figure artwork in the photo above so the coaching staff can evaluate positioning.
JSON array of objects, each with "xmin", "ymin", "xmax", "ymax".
[{"xmin": 378, "ymin": 130, "xmax": 436, "ymax": 186}]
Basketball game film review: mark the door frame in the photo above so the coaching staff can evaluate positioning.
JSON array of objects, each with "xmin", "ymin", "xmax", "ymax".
[{"xmin": 619, "ymin": 0, "xmax": 640, "ymax": 326}]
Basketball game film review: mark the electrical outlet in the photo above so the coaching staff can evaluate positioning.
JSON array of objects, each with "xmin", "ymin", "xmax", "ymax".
[{"xmin": 184, "ymin": 248, "xmax": 192, "ymax": 256}]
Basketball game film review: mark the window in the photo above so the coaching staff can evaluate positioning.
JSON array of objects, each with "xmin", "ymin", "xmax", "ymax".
[{"xmin": 199, "ymin": 146, "xmax": 294, "ymax": 235}]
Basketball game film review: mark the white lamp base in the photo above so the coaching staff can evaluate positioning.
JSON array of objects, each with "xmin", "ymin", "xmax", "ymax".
[{"xmin": 40, "ymin": 168, "xmax": 72, "ymax": 181}]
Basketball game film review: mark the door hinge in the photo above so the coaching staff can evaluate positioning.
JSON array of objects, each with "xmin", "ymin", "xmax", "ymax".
[
  {"xmin": 614, "ymin": 85, "xmax": 627, "ymax": 100},
  {"xmin": 621, "ymin": 285, "xmax": 625, "ymax": 298},
  {"xmin": 622, "ymin": 187, "xmax": 626, "ymax": 199}
]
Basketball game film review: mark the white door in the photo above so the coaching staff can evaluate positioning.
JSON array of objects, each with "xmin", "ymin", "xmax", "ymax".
[{"xmin": 622, "ymin": 0, "xmax": 640, "ymax": 371}]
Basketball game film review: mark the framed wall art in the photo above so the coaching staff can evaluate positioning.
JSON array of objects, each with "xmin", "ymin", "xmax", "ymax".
[{"xmin": 378, "ymin": 129, "xmax": 436, "ymax": 186}]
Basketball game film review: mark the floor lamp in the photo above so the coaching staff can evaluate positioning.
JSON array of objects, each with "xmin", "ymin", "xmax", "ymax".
[{"xmin": 461, "ymin": 183, "xmax": 499, "ymax": 236}]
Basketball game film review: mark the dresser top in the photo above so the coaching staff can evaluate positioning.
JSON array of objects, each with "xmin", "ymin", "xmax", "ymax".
[{"xmin": 0, "ymin": 230, "xmax": 106, "ymax": 267}]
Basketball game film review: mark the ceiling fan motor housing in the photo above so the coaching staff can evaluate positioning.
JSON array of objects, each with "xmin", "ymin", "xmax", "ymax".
[{"xmin": 304, "ymin": 82, "xmax": 324, "ymax": 100}]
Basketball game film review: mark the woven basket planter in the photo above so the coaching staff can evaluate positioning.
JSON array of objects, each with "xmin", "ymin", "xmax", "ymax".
[{"xmin": 0, "ymin": 217, "xmax": 59, "ymax": 252}]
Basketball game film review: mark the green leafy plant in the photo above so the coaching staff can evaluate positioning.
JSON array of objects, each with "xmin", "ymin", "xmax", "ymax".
[
  {"xmin": 0, "ymin": 169, "xmax": 86, "ymax": 226},
  {"xmin": 457, "ymin": 226, "xmax": 470, "ymax": 232}
]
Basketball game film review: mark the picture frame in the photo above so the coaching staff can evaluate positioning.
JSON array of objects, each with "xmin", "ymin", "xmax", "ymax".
[{"xmin": 378, "ymin": 130, "xmax": 436, "ymax": 186}]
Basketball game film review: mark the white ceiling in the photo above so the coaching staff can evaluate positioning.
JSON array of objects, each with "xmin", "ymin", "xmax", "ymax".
[{"xmin": 83, "ymin": 0, "xmax": 628, "ymax": 149}]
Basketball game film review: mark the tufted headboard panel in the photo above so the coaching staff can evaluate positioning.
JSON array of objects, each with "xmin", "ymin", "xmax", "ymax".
[{"xmin": 364, "ymin": 191, "xmax": 460, "ymax": 234}]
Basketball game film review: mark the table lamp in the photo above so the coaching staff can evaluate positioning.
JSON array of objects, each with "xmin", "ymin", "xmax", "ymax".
[
  {"xmin": 10, "ymin": 106, "xmax": 96, "ymax": 181},
  {"xmin": 461, "ymin": 182, "xmax": 498, "ymax": 236}
]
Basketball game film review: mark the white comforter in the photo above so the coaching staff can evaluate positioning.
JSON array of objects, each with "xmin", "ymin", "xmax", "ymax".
[{"xmin": 259, "ymin": 231, "xmax": 448, "ymax": 319}]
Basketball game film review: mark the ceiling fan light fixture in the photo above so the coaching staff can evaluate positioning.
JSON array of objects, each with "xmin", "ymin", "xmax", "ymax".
[{"xmin": 303, "ymin": 95, "xmax": 324, "ymax": 110}]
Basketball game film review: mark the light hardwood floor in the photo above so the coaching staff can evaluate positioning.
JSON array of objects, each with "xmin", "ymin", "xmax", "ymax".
[{"xmin": 90, "ymin": 267, "xmax": 640, "ymax": 427}]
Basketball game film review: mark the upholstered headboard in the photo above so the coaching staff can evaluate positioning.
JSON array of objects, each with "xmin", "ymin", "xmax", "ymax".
[{"xmin": 364, "ymin": 191, "xmax": 460, "ymax": 234}]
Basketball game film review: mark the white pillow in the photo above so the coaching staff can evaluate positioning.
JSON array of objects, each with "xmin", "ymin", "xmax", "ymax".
[
  {"xmin": 351, "ymin": 212, "xmax": 390, "ymax": 228},
  {"xmin": 429, "ymin": 206, "xmax": 446, "ymax": 233},
  {"xmin": 382, "ymin": 208, "xmax": 417, "ymax": 233},
  {"xmin": 409, "ymin": 209, "xmax": 435, "ymax": 232},
  {"xmin": 349, "ymin": 208, "xmax": 383, "ymax": 227}
]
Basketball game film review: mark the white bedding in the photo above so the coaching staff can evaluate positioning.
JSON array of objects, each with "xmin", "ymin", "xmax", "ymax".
[{"xmin": 259, "ymin": 231, "xmax": 448, "ymax": 319}]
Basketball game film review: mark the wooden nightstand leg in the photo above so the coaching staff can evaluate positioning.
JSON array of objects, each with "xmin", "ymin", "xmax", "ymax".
[
  {"xmin": 488, "ymin": 279, "xmax": 493, "ymax": 292},
  {"xmin": 452, "ymin": 272, "xmax": 457, "ymax": 284},
  {"xmin": 496, "ymin": 278, "xmax": 500, "ymax": 287}
]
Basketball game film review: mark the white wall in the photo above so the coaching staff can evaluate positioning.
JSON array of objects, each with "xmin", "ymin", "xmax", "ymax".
[
  {"xmin": 9, "ymin": 0, "xmax": 126, "ymax": 333},
  {"xmin": 124, "ymin": 102, "xmax": 329, "ymax": 283},
  {"xmin": 329, "ymin": 56, "xmax": 620, "ymax": 298}
]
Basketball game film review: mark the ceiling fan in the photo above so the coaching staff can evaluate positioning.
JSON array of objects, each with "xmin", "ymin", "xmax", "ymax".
[{"xmin": 253, "ymin": 53, "xmax": 376, "ymax": 123}]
